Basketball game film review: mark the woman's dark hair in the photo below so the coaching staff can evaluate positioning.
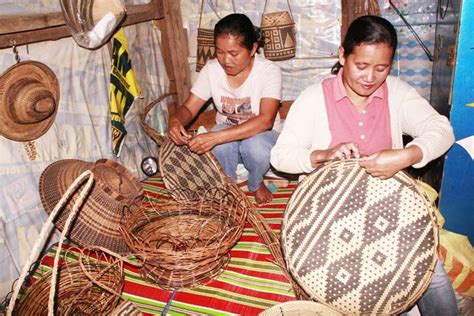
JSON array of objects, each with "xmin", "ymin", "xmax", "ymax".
[
  {"xmin": 331, "ymin": 15, "xmax": 398, "ymax": 74},
  {"xmin": 214, "ymin": 13, "xmax": 265, "ymax": 51}
]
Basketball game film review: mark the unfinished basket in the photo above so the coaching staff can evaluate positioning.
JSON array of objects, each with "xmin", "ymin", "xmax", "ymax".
[
  {"xmin": 14, "ymin": 247, "xmax": 124, "ymax": 315},
  {"xmin": 121, "ymin": 187, "xmax": 247, "ymax": 289},
  {"xmin": 140, "ymin": 97, "xmax": 307, "ymax": 297}
]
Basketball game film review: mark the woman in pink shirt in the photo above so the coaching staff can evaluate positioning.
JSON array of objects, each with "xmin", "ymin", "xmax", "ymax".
[{"xmin": 271, "ymin": 15, "xmax": 456, "ymax": 315}]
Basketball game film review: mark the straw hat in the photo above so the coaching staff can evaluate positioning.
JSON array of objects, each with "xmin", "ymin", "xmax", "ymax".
[
  {"xmin": 0, "ymin": 61, "xmax": 59, "ymax": 142},
  {"xmin": 260, "ymin": 301, "xmax": 341, "ymax": 316},
  {"xmin": 60, "ymin": 0, "xmax": 126, "ymax": 49},
  {"xmin": 39, "ymin": 159, "xmax": 143, "ymax": 254}
]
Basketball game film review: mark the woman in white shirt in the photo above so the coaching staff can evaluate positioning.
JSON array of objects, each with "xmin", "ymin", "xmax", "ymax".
[{"xmin": 168, "ymin": 13, "xmax": 282, "ymax": 205}]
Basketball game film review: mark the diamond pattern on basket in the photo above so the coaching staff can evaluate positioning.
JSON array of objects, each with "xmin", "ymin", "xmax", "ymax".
[{"xmin": 282, "ymin": 160, "xmax": 437, "ymax": 315}]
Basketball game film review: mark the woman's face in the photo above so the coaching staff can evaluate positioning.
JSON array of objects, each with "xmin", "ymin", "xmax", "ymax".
[
  {"xmin": 215, "ymin": 34, "xmax": 257, "ymax": 76},
  {"xmin": 339, "ymin": 43, "xmax": 393, "ymax": 100}
]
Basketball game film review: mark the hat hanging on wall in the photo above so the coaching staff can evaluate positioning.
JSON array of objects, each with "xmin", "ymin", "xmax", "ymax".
[
  {"xmin": 0, "ymin": 60, "xmax": 60, "ymax": 142},
  {"xmin": 60, "ymin": 0, "xmax": 127, "ymax": 49},
  {"xmin": 39, "ymin": 158, "xmax": 143, "ymax": 254}
]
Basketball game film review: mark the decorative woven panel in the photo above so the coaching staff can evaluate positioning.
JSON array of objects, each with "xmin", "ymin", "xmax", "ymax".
[
  {"xmin": 159, "ymin": 138, "xmax": 226, "ymax": 200},
  {"xmin": 282, "ymin": 160, "xmax": 438, "ymax": 315},
  {"xmin": 261, "ymin": 11, "xmax": 296, "ymax": 61},
  {"xmin": 196, "ymin": 28, "xmax": 216, "ymax": 72}
]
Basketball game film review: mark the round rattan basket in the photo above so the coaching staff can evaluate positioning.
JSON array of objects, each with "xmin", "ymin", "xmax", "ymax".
[
  {"xmin": 121, "ymin": 187, "xmax": 248, "ymax": 289},
  {"xmin": 15, "ymin": 248, "xmax": 124, "ymax": 315}
]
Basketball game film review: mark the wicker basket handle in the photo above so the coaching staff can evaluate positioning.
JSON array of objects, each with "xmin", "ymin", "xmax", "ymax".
[
  {"xmin": 7, "ymin": 170, "xmax": 95, "ymax": 316},
  {"xmin": 139, "ymin": 93, "xmax": 174, "ymax": 146}
]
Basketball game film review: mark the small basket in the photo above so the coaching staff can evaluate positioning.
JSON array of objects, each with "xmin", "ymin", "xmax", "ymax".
[
  {"xmin": 15, "ymin": 247, "xmax": 124, "ymax": 315},
  {"xmin": 121, "ymin": 187, "xmax": 248, "ymax": 289}
]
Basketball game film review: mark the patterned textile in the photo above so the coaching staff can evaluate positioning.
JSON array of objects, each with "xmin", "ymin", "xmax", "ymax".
[
  {"xmin": 31, "ymin": 176, "xmax": 296, "ymax": 315},
  {"xmin": 282, "ymin": 160, "xmax": 437, "ymax": 315}
]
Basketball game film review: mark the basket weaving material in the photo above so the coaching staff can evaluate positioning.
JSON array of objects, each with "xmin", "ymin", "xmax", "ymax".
[
  {"xmin": 121, "ymin": 187, "xmax": 247, "ymax": 289},
  {"xmin": 15, "ymin": 248, "xmax": 124, "ymax": 315},
  {"xmin": 0, "ymin": 61, "xmax": 59, "ymax": 142},
  {"xmin": 39, "ymin": 159, "xmax": 143, "ymax": 254},
  {"xmin": 159, "ymin": 139, "xmax": 226, "ymax": 196},
  {"xmin": 282, "ymin": 159, "xmax": 438, "ymax": 315},
  {"xmin": 259, "ymin": 300, "xmax": 341, "ymax": 316}
]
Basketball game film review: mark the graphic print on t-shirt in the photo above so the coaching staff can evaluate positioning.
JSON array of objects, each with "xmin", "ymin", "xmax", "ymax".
[{"xmin": 221, "ymin": 96, "xmax": 255, "ymax": 125}]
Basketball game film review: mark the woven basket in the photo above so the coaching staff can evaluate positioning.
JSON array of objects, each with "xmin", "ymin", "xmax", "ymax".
[
  {"xmin": 15, "ymin": 247, "xmax": 124, "ymax": 315},
  {"xmin": 39, "ymin": 159, "xmax": 143, "ymax": 254},
  {"xmin": 140, "ymin": 97, "xmax": 308, "ymax": 297},
  {"xmin": 260, "ymin": 300, "xmax": 341, "ymax": 316},
  {"xmin": 121, "ymin": 187, "xmax": 247, "ymax": 289},
  {"xmin": 282, "ymin": 159, "xmax": 438, "ymax": 314}
]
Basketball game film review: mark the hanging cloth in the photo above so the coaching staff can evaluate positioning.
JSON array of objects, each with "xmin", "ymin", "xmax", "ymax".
[{"xmin": 109, "ymin": 28, "xmax": 141, "ymax": 157}]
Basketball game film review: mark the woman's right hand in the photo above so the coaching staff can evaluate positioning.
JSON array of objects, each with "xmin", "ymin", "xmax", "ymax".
[
  {"xmin": 310, "ymin": 142, "xmax": 360, "ymax": 167},
  {"xmin": 168, "ymin": 118, "xmax": 192, "ymax": 145}
]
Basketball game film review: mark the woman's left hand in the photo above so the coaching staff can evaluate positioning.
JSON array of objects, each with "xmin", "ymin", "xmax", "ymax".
[
  {"xmin": 187, "ymin": 132, "xmax": 221, "ymax": 154},
  {"xmin": 358, "ymin": 147, "xmax": 422, "ymax": 179}
]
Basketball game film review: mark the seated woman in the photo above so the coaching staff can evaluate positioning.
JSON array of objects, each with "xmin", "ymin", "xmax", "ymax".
[
  {"xmin": 168, "ymin": 13, "xmax": 282, "ymax": 205},
  {"xmin": 270, "ymin": 15, "xmax": 457, "ymax": 315}
]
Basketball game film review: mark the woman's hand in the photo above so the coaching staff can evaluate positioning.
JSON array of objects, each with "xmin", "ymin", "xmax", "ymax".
[
  {"xmin": 359, "ymin": 146, "xmax": 423, "ymax": 179},
  {"xmin": 188, "ymin": 131, "xmax": 222, "ymax": 154},
  {"xmin": 310, "ymin": 142, "xmax": 360, "ymax": 167},
  {"xmin": 168, "ymin": 118, "xmax": 192, "ymax": 145}
]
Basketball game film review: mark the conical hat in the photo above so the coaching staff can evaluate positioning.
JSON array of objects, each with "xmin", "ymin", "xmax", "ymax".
[
  {"xmin": 39, "ymin": 159, "xmax": 143, "ymax": 254},
  {"xmin": 0, "ymin": 61, "xmax": 59, "ymax": 142}
]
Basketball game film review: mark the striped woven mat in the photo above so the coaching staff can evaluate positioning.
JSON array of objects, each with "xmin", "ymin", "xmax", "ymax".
[{"xmin": 34, "ymin": 176, "xmax": 297, "ymax": 315}]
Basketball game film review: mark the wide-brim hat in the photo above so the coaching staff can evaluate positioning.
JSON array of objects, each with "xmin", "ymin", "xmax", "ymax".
[
  {"xmin": 0, "ymin": 61, "xmax": 60, "ymax": 142},
  {"xmin": 39, "ymin": 159, "xmax": 143, "ymax": 254},
  {"xmin": 60, "ymin": 0, "xmax": 126, "ymax": 49}
]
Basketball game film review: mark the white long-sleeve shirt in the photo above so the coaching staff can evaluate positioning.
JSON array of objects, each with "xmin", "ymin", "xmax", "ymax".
[{"xmin": 270, "ymin": 75, "xmax": 455, "ymax": 174}]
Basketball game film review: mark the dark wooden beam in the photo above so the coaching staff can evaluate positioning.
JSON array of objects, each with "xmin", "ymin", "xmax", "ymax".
[
  {"xmin": 155, "ymin": 0, "xmax": 191, "ymax": 107},
  {"xmin": 0, "ymin": 3, "xmax": 164, "ymax": 49}
]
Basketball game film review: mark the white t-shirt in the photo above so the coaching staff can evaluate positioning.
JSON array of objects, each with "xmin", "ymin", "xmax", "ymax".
[{"xmin": 191, "ymin": 54, "xmax": 282, "ymax": 130}]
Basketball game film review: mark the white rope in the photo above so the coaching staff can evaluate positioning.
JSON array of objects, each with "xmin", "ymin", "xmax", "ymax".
[{"xmin": 6, "ymin": 170, "xmax": 94, "ymax": 315}]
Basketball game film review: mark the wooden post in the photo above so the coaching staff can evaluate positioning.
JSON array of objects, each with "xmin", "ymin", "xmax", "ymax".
[
  {"xmin": 155, "ymin": 0, "xmax": 191, "ymax": 108},
  {"xmin": 340, "ymin": 0, "xmax": 380, "ymax": 44}
]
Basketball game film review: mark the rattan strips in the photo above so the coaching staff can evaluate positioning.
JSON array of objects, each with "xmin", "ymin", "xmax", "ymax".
[
  {"xmin": 8, "ymin": 170, "xmax": 127, "ymax": 315},
  {"xmin": 15, "ymin": 247, "xmax": 124, "ymax": 315}
]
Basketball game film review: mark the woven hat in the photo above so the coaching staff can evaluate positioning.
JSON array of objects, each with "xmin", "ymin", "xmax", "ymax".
[
  {"xmin": 0, "ymin": 61, "xmax": 59, "ymax": 142},
  {"xmin": 60, "ymin": 0, "xmax": 126, "ymax": 49},
  {"xmin": 39, "ymin": 159, "xmax": 143, "ymax": 254},
  {"xmin": 260, "ymin": 301, "xmax": 341, "ymax": 316}
]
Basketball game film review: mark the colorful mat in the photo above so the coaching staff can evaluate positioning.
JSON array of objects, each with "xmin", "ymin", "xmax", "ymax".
[{"xmin": 33, "ymin": 175, "xmax": 298, "ymax": 315}]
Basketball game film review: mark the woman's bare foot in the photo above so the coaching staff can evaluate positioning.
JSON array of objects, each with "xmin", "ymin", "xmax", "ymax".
[{"xmin": 254, "ymin": 183, "xmax": 273, "ymax": 206}]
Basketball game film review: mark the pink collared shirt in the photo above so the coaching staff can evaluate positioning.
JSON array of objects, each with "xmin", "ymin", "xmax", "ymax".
[{"xmin": 322, "ymin": 70, "xmax": 392, "ymax": 156}]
